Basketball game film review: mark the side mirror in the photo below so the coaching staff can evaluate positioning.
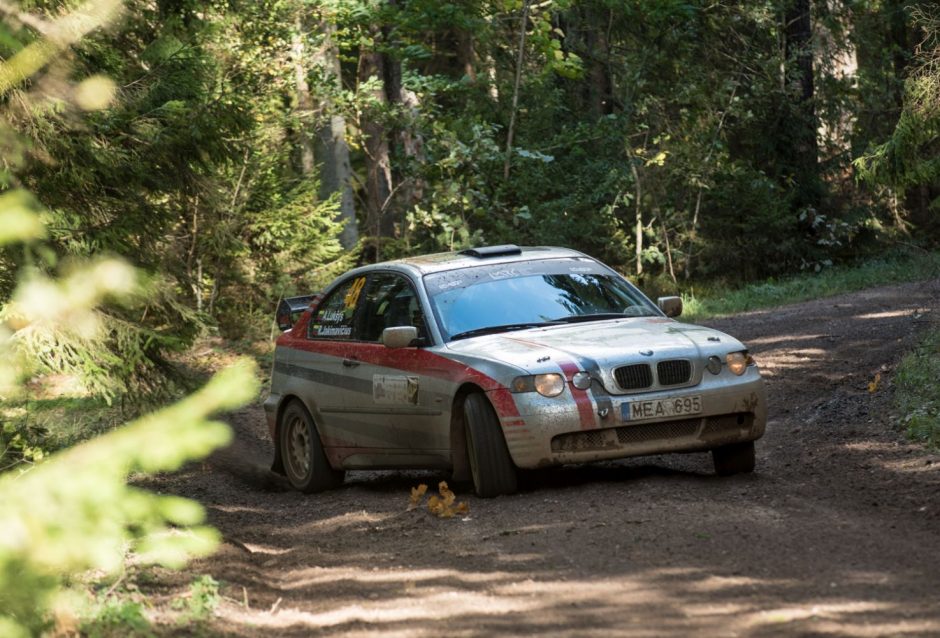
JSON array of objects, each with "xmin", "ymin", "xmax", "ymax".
[
  {"xmin": 657, "ymin": 296, "xmax": 683, "ymax": 318},
  {"xmin": 276, "ymin": 314, "xmax": 293, "ymax": 331},
  {"xmin": 381, "ymin": 326, "xmax": 419, "ymax": 349}
]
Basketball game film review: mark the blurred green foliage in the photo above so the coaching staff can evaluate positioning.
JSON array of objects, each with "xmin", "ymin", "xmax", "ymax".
[
  {"xmin": 0, "ymin": 4, "xmax": 259, "ymax": 633},
  {"xmin": 0, "ymin": 186, "xmax": 259, "ymax": 636}
]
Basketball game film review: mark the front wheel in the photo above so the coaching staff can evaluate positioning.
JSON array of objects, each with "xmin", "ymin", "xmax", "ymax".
[
  {"xmin": 279, "ymin": 400, "xmax": 345, "ymax": 493},
  {"xmin": 712, "ymin": 440, "xmax": 756, "ymax": 476},
  {"xmin": 463, "ymin": 393, "xmax": 518, "ymax": 498}
]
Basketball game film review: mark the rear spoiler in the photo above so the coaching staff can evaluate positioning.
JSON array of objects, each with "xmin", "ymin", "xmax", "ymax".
[{"xmin": 276, "ymin": 294, "xmax": 318, "ymax": 331}]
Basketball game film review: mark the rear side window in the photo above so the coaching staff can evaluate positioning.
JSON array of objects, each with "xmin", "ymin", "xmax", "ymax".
[{"xmin": 307, "ymin": 276, "xmax": 366, "ymax": 340}]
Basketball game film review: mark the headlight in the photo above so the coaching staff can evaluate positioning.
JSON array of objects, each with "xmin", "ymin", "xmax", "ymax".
[
  {"xmin": 726, "ymin": 351, "xmax": 753, "ymax": 376},
  {"xmin": 534, "ymin": 373, "xmax": 565, "ymax": 397},
  {"xmin": 511, "ymin": 373, "xmax": 566, "ymax": 397}
]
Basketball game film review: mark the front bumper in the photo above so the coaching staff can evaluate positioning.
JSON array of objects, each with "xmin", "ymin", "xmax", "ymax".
[{"xmin": 497, "ymin": 372, "xmax": 767, "ymax": 469}]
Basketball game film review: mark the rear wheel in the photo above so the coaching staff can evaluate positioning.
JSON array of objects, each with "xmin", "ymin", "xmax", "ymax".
[
  {"xmin": 712, "ymin": 440, "xmax": 756, "ymax": 476},
  {"xmin": 463, "ymin": 393, "xmax": 518, "ymax": 497},
  {"xmin": 279, "ymin": 400, "xmax": 345, "ymax": 493}
]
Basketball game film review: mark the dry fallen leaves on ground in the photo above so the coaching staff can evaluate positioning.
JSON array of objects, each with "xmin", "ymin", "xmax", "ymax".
[
  {"xmin": 408, "ymin": 483, "xmax": 428, "ymax": 510},
  {"xmin": 407, "ymin": 481, "xmax": 469, "ymax": 518}
]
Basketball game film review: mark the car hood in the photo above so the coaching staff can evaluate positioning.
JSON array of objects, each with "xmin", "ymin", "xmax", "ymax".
[{"xmin": 444, "ymin": 317, "xmax": 744, "ymax": 380}]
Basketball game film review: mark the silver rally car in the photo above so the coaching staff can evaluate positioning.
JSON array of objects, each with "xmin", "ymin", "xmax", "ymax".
[{"xmin": 265, "ymin": 245, "xmax": 767, "ymax": 497}]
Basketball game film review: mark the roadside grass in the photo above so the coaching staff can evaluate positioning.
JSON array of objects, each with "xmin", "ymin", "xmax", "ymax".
[
  {"xmin": 171, "ymin": 575, "xmax": 222, "ymax": 624},
  {"xmin": 894, "ymin": 326, "xmax": 940, "ymax": 449},
  {"xmin": 678, "ymin": 249, "xmax": 940, "ymax": 321},
  {"xmin": 78, "ymin": 572, "xmax": 222, "ymax": 637},
  {"xmin": 81, "ymin": 597, "xmax": 153, "ymax": 638}
]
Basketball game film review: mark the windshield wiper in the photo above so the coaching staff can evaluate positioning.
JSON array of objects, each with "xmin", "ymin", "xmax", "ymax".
[
  {"xmin": 551, "ymin": 312, "xmax": 643, "ymax": 323},
  {"xmin": 450, "ymin": 322, "xmax": 558, "ymax": 341}
]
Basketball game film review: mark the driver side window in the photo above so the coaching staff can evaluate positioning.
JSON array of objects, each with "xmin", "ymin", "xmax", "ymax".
[
  {"xmin": 358, "ymin": 273, "xmax": 429, "ymax": 343},
  {"xmin": 307, "ymin": 276, "xmax": 366, "ymax": 340}
]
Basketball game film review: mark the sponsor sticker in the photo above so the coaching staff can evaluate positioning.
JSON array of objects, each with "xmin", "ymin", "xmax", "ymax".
[{"xmin": 373, "ymin": 375, "xmax": 420, "ymax": 405}]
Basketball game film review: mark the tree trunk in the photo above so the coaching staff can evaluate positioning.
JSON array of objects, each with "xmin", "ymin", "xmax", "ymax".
[
  {"xmin": 291, "ymin": 18, "xmax": 315, "ymax": 176},
  {"xmin": 784, "ymin": 0, "xmax": 821, "ymax": 211},
  {"xmin": 483, "ymin": 51, "xmax": 499, "ymax": 101},
  {"xmin": 397, "ymin": 88, "xmax": 426, "ymax": 215},
  {"xmin": 457, "ymin": 31, "xmax": 478, "ymax": 82},
  {"xmin": 630, "ymin": 160, "xmax": 643, "ymax": 277},
  {"xmin": 585, "ymin": 7, "xmax": 612, "ymax": 118},
  {"xmin": 813, "ymin": 0, "xmax": 857, "ymax": 160},
  {"xmin": 358, "ymin": 27, "xmax": 395, "ymax": 242},
  {"xmin": 313, "ymin": 20, "xmax": 359, "ymax": 250},
  {"xmin": 886, "ymin": 0, "xmax": 909, "ymax": 109},
  {"xmin": 504, "ymin": 0, "xmax": 530, "ymax": 181},
  {"xmin": 378, "ymin": 10, "xmax": 425, "ymax": 223}
]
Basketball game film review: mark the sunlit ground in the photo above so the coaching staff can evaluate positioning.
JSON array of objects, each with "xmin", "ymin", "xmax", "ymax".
[{"xmin": 201, "ymin": 563, "xmax": 939, "ymax": 637}]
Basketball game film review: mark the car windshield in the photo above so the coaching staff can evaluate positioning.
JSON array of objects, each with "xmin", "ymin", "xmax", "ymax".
[{"xmin": 424, "ymin": 258, "xmax": 659, "ymax": 341}]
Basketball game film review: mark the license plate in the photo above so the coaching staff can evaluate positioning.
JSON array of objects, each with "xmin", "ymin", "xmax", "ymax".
[{"xmin": 622, "ymin": 395, "xmax": 702, "ymax": 422}]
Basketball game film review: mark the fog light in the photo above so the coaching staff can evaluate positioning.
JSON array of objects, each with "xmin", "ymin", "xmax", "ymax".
[
  {"xmin": 571, "ymin": 371, "xmax": 592, "ymax": 390},
  {"xmin": 706, "ymin": 356, "xmax": 722, "ymax": 375}
]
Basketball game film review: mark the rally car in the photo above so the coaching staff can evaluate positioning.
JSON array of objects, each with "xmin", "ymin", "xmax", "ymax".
[{"xmin": 265, "ymin": 245, "xmax": 767, "ymax": 497}]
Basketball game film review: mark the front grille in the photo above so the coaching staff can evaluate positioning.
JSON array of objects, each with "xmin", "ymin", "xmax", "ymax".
[
  {"xmin": 614, "ymin": 364, "xmax": 652, "ymax": 390},
  {"xmin": 616, "ymin": 419, "xmax": 699, "ymax": 444},
  {"xmin": 657, "ymin": 359, "xmax": 692, "ymax": 385}
]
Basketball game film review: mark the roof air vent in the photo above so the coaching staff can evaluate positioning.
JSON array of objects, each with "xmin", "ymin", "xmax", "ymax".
[{"xmin": 458, "ymin": 244, "xmax": 523, "ymax": 258}]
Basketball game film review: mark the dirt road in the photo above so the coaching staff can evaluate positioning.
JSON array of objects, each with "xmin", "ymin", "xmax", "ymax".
[{"xmin": 151, "ymin": 279, "xmax": 940, "ymax": 637}]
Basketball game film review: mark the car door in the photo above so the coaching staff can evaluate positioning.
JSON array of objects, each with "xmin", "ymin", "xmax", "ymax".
[
  {"xmin": 341, "ymin": 271, "xmax": 448, "ymax": 454},
  {"xmin": 294, "ymin": 274, "xmax": 370, "ymax": 448}
]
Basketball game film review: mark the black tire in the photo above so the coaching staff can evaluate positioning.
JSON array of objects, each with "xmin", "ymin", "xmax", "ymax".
[
  {"xmin": 712, "ymin": 440, "xmax": 756, "ymax": 476},
  {"xmin": 463, "ymin": 393, "xmax": 518, "ymax": 497},
  {"xmin": 279, "ymin": 400, "xmax": 345, "ymax": 493}
]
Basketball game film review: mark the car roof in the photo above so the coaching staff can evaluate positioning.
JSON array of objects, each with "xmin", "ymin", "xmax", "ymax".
[{"xmin": 360, "ymin": 245, "xmax": 590, "ymax": 276}]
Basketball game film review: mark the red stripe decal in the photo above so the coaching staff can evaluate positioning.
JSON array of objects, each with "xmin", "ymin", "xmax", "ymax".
[
  {"xmin": 556, "ymin": 360, "xmax": 597, "ymax": 430},
  {"xmin": 505, "ymin": 336, "xmax": 597, "ymax": 430},
  {"xmin": 278, "ymin": 334, "xmax": 521, "ymax": 418}
]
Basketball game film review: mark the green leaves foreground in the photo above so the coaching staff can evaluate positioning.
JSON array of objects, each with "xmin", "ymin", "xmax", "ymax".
[{"xmin": 0, "ymin": 360, "xmax": 259, "ymax": 637}]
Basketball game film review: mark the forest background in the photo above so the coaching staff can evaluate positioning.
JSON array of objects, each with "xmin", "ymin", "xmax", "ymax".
[
  {"xmin": 1, "ymin": 0, "xmax": 940, "ymax": 632},
  {"xmin": 3, "ymin": 0, "xmax": 940, "ymax": 374}
]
